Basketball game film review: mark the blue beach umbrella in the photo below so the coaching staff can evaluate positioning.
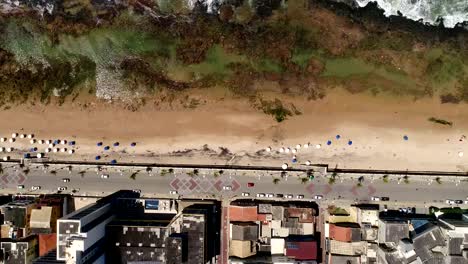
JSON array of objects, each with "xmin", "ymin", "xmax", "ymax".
[
  {"xmin": 97, "ymin": 142, "xmax": 103, "ymax": 147},
  {"xmin": 24, "ymin": 153, "xmax": 30, "ymax": 158},
  {"xmin": 336, "ymin": 135, "xmax": 341, "ymax": 140},
  {"xmin": 113, "ymin": 142, "xmax": 120, "ymax": 147},
  {"xmin": 130, "ymin": 142, "xmax": 137, "ymax": 147},
  {"xmin": 95, "ymin": 155, "xmax": 101, "ymax": 160},
  {"xmin": 30, "ymin": 147, "xmax": 38, "ymax": 152},
  {"xmin": 348, "ymin": 140, "xmax": 353, "ymax": 146},
  {"xmin": 54, "ymin": 140, "xmax": 59, "ymax": 145},
  {"xmin": 327, "ymin": 140, "xmax": 332, "ymax": 146},
  {"xmin": 403, "ymin": 135, "xmax": 409, "ymax": 141},
  {"xmin": 68, "ymin": 141, "xmax": 76, "ymax": 146},
  {"xmin": 104, "ymin": 146, "xmax": 110, "ymax": 151},
  {"xmin": 110, "ymin": 159, "xmax": 117, "ymax": 164}
]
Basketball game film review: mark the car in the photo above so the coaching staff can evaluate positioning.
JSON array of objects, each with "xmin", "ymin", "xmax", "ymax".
[
  {"xmin": 100, "ymin": 174, "xmax": 109, "ymax": 179},
  {"xmin": 266, "ymin": 193, "xmax": 274, "ymax": 198},
  {"xmin": 169, "ymin": 190, "xmax": 178, "ymax": 195},
  {"xmin": 257, "ymin": 193, "xmax": 265, "ymax": 198},
  {"xmin": 383, "ymin": 205, "xmax": 388, "ymax": 212},
  {"xmin": 465, "ymin": 200, "xmax": 468, "ymax": 204},
  {"xmin": 455, "ymin": 200, "xmax": 463, "ymax": 204},
  {"xmin": 31, "ymin": 186, "xmax": 41, "ymax": 191},
  {"xmin": 399, "ymin": 208, "xmax": 407, "ymax": 213},
  {"xmin": 296, "ymin": 194, "xmax": 304, "ymax": 199},
  {"xmin": 285, "ymin": 194, "xmax": 294, "ymax": 199},
  {"xmin": 132, "ymin": 189, "xmax": 141, "ymax": 193},
  {"xmin": 247, "ymin": 182, "xmax": 255, "ymax": 187},
  {"xmin": 314, "ymin": 195, "xmax": 323, "ymax": 200},
  {"xmin": 242, "ymin": 192, "xmax": 250, "ymax": 197},
  {"xmin": 371, "ymin": 196, "xmax": 380, "ymax": 201},
  {"xmin": 223, "ymin": 186, "xmax": 232, "ymax": 191},
  {"xmin": 446, "ymin": 199, "xmax": 455, "ymax": 205},
  {"xmin": 17, "ymin": 185, "xmax": 24, "ymax": 189},
  {"xmin": 62, "ymin": 178, "xmax": 70, "ymax": 183},
  {"xmin": 276, "ymin": 194, "xmax": 284, "ymax": 198},
  {"xmin": 72, "ymin": 188, "xmax": 80, "ymax": 193},
  {"xmin": 381, "ymin": 197, "xmax": 390, "ymax": 201},
  {"xmin": 57, "ymin": 186, "xmax": 67, "ymax": 191}
]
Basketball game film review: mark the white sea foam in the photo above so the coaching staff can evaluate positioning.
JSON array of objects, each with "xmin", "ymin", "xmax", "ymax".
[{"xmin": 355, "ymin": 0, "xmax": 468, "ymax": 28}]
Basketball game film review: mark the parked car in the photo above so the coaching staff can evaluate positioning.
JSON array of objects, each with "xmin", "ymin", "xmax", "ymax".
[
  {"xmin": 381, "ymin": 197, "xmax": 390, "ymax": 201},
  {"xmin": 383, "ymin": 205, "xmax": 388, "ymax": 212},
  {"xmin": 132, "ymin": 189, "xmax": 141, "ymax": 193},
  {"xmin": 297, "ymin": 194, "xmax": 304, "ymax": 199},
  {"xmin": 223, "ymin": 186, "xmax": 232, "ymax": 191},
  {"xmin": 314, "ymin": 195, "xmax": 323, "ymax": 200},
  {"xmin": 169, "ymin": 190, "xmax": 178, "ymax": 195},
  {"xmin": 31, "ymin": 186, "xmax": 41, "ymax": 191},
  {"xmin": 257, "ymin": 193, "xmax": 265, "ymax": 198},
  {"xmin": 454, "ymin": 200, "xmax": 463, "ymax": 204},
  {"xmin": 276, "ymin": 194, "xmax": 284, "ymax": 198},
  {"xmin": 57, "ymin": 186, "xmax": 67, "ymax": 191},
  {"xmin": 285, "ymin": 194, "xmax": 294, "ymax": 199},
  {"xmin": 446, "ymin": 199, "xmax": 455, "ymax": 205},
  {"xmin": 62, "ymin": 178, "xmax": 70, "ymax": 183},
  {"xmin": 100, "ymin": 174, "xmax": 109, "ymax": 179},
  {"xmin": 247, "ymin": 182, "xmax": 255, "ymax": 187},
  {"xmin": 266, "ymin": 193, "xmax": 274, "ymax": 198},
  {"xmin": 242, "ymin": 192, "xmax": 250, "ymax": 197},
  {"xmin": 371, "ymin": 196, "xmax": 380, "ymax": 201},
  {"xmin": 17, "ymin": 185, "xmax": 24, "ymax": 189}
]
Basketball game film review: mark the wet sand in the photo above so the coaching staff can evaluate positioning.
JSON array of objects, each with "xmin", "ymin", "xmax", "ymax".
[{"xmin": 1, "ymin": 89, "xmax": 467, "ymax": 171}]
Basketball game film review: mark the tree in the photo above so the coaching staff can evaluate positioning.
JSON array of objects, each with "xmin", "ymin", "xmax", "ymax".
[
  {"xmin": 213, "ymin": 171, "xmax": 220, "ymax": 178},
  {"xmin": 301, "ymin": 177, "xmax": 308, "ymax": 184},
  {"xmin": 168, "ymin": 168, "xmax": 174, "ymax": 174},
  {"xmin": 160, "ymin": 169, "xmax": 168, "ymax": 176},
  {"xmin": 23, "ymin": 168, "xmax": 30, "ymax": 175},
  {"xmin": 435, "ymin": 177, "xmax": 442, "ymax": 184},
  {"xmin": 50, "ymin": 170, "xmax": 57, "ymax": 176},
  {"xmin": 130, "ymin": 172, "xmax": 137, "ymax": 180},
  {"xmin": 273, "ymin": 178, "xmax": 280, "ymax": 184},
  {"xmin": 78, "ymin": 171, "xmax": 86, "ymax": 178},
  {"xmin": 403, "ymin": 176, "xmax": 410, "ymax": 184},
  {"xmin": 328, "ymin": 177, "xmax": 336, "ymax": 185},
  {"xmin": 0, "ymin": 164, "xmax": 3, "ymax": 175},
  {"xmin": 382, "ymin": 175, "xmax": 389, "ymax": 183},
  {"xmin": 146, "ymin": 167, "xmax": 152, "ymax": 174}
]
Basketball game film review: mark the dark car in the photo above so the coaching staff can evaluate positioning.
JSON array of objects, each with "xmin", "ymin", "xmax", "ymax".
[
  {"xmin": 381, "ymin": 197, "xmax": 390, "ymax": 201},
  {"xmin": 276, "ymin": 194, "xmax": 284, "ymax": 198},
  {"xmin": 455, "ymin": 200, "xmax": 463, "ymax": 204},
  {"xmin": 247, "ymin": 182, "xmax": 255, "ymax": 187}
]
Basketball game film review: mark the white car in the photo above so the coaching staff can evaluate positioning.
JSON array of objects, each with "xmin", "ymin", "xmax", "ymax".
[
  {"xmin": 223, "ymin": 186, "xmax": 232, "ymax": 191},
  {"xmin": 57, "ymin": 186, "xmax": 67, "ymax": 191},
  {"xmin": 257, "ymin": 193, "xmax": 265, "ymax": 198},
  {"xmin": 62, "ymin": 178, "xmax": 70, "ymax": 183},
  {"xmin": 465, "ymin": 200, "xmax": 468, "ymax": 204},
  {"xmin": 31, "ymin": 186, "xmax": 41, "ymax": 191},
  {"xmin": 446, "ymin": 199, "xmax": 455, "ymax": 205},
  {"xmin": 17, "ymin": 185, "xmax": 24, "ymax": 189},
  {"xmin": 100, "ymin": 174, "xmax": 109, "ymax": 179},
  {"xmin": 242, "ymin": 192, "xmax": 250, "ymax": 197},
  {"xmin": 266, "ymin": 193, "xmax": 274, "ymax": 198},
  {"xmin": 371, "ymin": 196, "xmax": 380, "ymax": 201},
  {"xmin": 297, "ymin": 194, "xmax": 304, "ymax": 199},
  {"xmin": 169, "ymin": 190, "xmax": 178, "ymax": 195},
  {"xmin": 132, "ymin": 189, "xmax": 141, "ymax": 193},
  {"xmin": 285, "ymin": 194, "xmax": 294, "ymax": 199},
  {"xmin": 314, "ymin": 195, "xmax": 323, "ymax": 200}
]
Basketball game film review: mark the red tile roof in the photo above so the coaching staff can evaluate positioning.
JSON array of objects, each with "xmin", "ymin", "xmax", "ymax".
[
  {"xmin": 39, "ymin": 233, "xmax": 56, "ymax": 256},
  {"xmin": 285, "ymin": 208, "xmax": 314, "ymax": 223},
  {"xmin": 286, "ymin": 240, "xmax": 318, "ymax": 260},
  {"xmin": 329, "ymin": 223, "xmax": 355, "ymax": 242},
  {"xmin": 229, "ymin": 206, "xmax": 258, "ymax": 222}
]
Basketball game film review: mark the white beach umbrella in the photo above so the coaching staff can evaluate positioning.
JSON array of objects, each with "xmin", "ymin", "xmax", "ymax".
[
  {"xmin": 0, "ymin": 147, "xmax": 3, "ymax": 153},
  {"xmin": 281, "ymin": 163, "xmax": 288, "ymax": 170},
  {"xmin": 27, "ymin": 134, "xmax": 34, "ymax": 139},
  {"xmin": 3, "ymin": 156, "xmax": 9, "ymax": 161},
  {"xmin": 48, "ymin": 144, "xmax": 55, "ymax": 148},
  {"xmin": 60, "ymin": 140, "xmax": 67, "ymax": 145},
  {"xmin": 279, "ymin": 147, "xmax": 285, "ymax": 153},
  {"xmin": 37, "ymin": 153, "xmax": 43, "ymax": 158},
  {"xmin": 46, "ymin": 140, "xmax": 52, "ymax": 144},
  {"xmin": 45, "ymin": 148, "xmax": 51, "ymax": 153},
  {"xmin": 38, "ymin": 140, "xmax": 44, "ymax": 144},
  {"xmin": 30, "ymin": 139, "xmax": 36, "ymax": 144},
  {"xmin": 53, "ymin": 148, "xmax": 59, "ymax": 153},
  {"xmin": 296, "ymin": 144, "xmax": 301, "ymax": 149},
  {"xmin": 0, "ymin": 138, "xmax": 5, "ymax": 142},
  {"xmin": 305, "ymin": 160, "xmax": 311, "ymax": 166},
  {"xmin": 315, "ymin": 144, "xmax": 321, "ymax": 149},
  {"xmin": 285, "ymin": 148, "xmax": 291, "ymax": 153},
  {"xmin": 61, "ymin": 148, "xmax": 67, "ymax": 153},
  {"xmin": 68, "ymin": 149, "xmax": 75, "ymax": 154},
  {"xmin": 266, "ymin": 147, "xmax": 271, "ymax": 152},
  {"xmin": 304, "ymin": 143, "xmax": 309, "ymax": 148},
  {"xmin": 458, "ymin": 151, "xmax": 464, "ymax": 157},
  {"xmin": 19, "ymin": 134, "xmax": 25, "ymax": 139},
  {"xmin": 6, "ymin": 147, "xmax": 13, "ymax": 152},
  {"xmin": 292, "ymin": 148, "xmax": 297, "ymax": 154},
  {"xmin": 8, "ymin": 138, "xmax": 15, "ymax": 143},
  {"xmin": 11, "ymin": 133, "xmax": 18, "ymax": 138}
]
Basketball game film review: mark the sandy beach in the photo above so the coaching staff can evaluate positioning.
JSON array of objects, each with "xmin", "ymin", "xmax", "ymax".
[{"xmin": 0, "ymin": 89, "xmax": 467, "ymax": 172}]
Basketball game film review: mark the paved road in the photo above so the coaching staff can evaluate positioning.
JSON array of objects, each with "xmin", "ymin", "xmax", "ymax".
[{"xmin": 1, "ymin": 163, "xmax": 467, "ymax": 206}]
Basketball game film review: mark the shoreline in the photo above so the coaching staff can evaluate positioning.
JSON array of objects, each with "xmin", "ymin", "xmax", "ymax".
[{"xmin": 1, "ymin": 90, "xmax": 467, "ymax": 172}]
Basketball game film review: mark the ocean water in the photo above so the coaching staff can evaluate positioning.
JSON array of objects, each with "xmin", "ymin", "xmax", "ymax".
[{"xmin": 354, "ymin": 0, "xmax": 468, "ymax": 28}]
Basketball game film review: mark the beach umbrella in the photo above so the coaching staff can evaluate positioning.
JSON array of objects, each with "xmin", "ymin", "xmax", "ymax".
[
  {"xmin": 20, "ymin": 134, "xmax": 25, "ymax": 139},
  {"xmin": 53, "ymin": 148, "xmax": 59, "ymax": 153},
  {"xmin": 68, "ymin": 149, "xmax": 74, "ymax": 154},
  {"xmin": 30, "ymin": 147, "xmax": 38, "ymax": 152},
  {"xmin": 30, "ymin": 139, "xmax": 36, "ymax": 144},
  {"xmin": 113, "ymin": 142, "xmax": 120, "ymax": 147},
  {"xmin": 27, "ymin": 134, "xmax": 34, "ymax": 139},
  {"xmin": 11, "ymin": 133, "xmax": 18, "ymax": 138},
  {"xmin": 296, "ymin": 144, "xmax": 301, "ymax": 149},
  {"xmin": 292, "ymin": 158, "xmax": 297, "ymax": 163},
  {"xmin": 327, "ymin": 140, "xmax": 332, "ymax": 145},
  {"xmin": 23, "ymin": 153, "xmax": 30, "ymax": 158},
  {"xmin": 9, "ymin": 138, "xmax": 15, "ymax": 143},
  {"xmin": 95, "ymin": 155, "xmax": 101, "ymax": 160},
  {"xmin": 403, "ymin": 135, "xmax": 409, "ymax": 141},
  {"xmin": 110, "ymin": 159, "xmax": 117, "ymax": 164},
  {"xmin": 292, "ymin": 148, "xmax": 297, "ymax": 154},
  {"xmin": 46, "ymin": 140, "xmax": 52, "ymax": 144},
  {"xmin": 53, "ymin": 140, "xmax": 60, "ymax": 145},
  {"xmin": 0, "ymin": 147, "xmax": 3, "ymax": 152},
  {"xmin": 285, "ymin": 147, "xmax": 291, "ymax": 153},
  {"xmin": 266, "ymin": 147, "xmax": 271, "ymax": 152},
  {"xmin": 336, "ymin": 135, "xmax": 341, "ymax": 139},
  {"xmin": 37, "ymin": 153, "xmax": 43, "ymax": 158},
  {"xmin": 48, "ymin": 144, "xmax": 55, "ymax": 148},
  {"xmin": 104, "ymin": 146, "xmax": 110, "ymax": 151},
  {"xmin": 97, "ymin": 142, "xmax": 103, "ymax": 147},
  {"xmin": 348, "ymin": 140, "xmax": 353, "ymax": 146},
  {"xmin": 130, "ymin": 142, "xmax": 137, "ymax": 147},
  {"xmin": 3, "ymin": 156, "xmax": 9, "ymax": 161},
  {"xmin": 38, "ymin": 140, "xmax": 44, "ymax": 144},
  {"xmin": 61, "ymin": 148, "xmax": 67, "ymax": 153},
  {"xmin": 60, "ymin": 140, "xmax": 67, "ymax": 145},
  {"xmin": 0, "ymin": 138, "xmax": 6, "ymax": 142},
  {"xmin": 281, "ymin": 163, "xmax": 288, "ymax": 170},
  {"xmin": 305, "ymin": 160, "xmax": 311, "ymax": 166},
  {"xmin": 68, "ymin": 141, "xmax": 76, "ymax": 146},
  {"xmin": 6, "ymin": 147, "xmax": 13, "ymax": 152},
  {"xmin": 315, "ymin": 144, "xmax": 321, "ymax": 149},
  {"xmin": 279, "ymin": 147, "xmax": 285, "ymax": 153},
  {"xmin": 45, "ymin": 148, "xmax": 51, "ymax": 153},
  {"xmin": 303, "ymin": 143, "xmax": 309, "ymax": 149},
  {"xmin": 458, "ymin": 151, "xmax": 463, "ymax": 157}
]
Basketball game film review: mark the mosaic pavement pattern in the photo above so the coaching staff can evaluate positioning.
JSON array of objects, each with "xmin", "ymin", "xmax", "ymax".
[{"xmin": 170, "ymin": 174, "xmax": 240, "ymax": 195}]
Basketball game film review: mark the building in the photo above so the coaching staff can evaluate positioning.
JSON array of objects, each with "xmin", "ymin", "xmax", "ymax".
[
  {"xmin": 285, "ymin": 235, "xmax": 318, "ymax": 261},
  {"xmin": 1, "ymin": 199, "xmax": 36, "ymax": 239},
  {"xmin": 38, "ymin": 233, "xmax": 56, "ymax": 257},
  {"xmin": 1, "ymin": 235, "xmax": 38, "ymax": 264},
  {"xmin": 378, "ymin": 220, "xmax": 409, "ymax": 245},
  {"xmin": 329, "ymin": 222, "xmax": 361, "ymax": 242},
  {"xmin": 230, "ymin": 240, "xmax": 256, "ymax": 259},
  {"xmin": 231, "ymin": 222, "xmax": 258, "ymax": 241}
]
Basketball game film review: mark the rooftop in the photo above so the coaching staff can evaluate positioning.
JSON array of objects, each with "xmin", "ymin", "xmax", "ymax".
[
  {"xmin": 229, "ymin": 206, "xmax": 258, "ymax": 222},
  {"xmin": 30, "ymin": 207, "xmax": 52, "ymax": 229}
]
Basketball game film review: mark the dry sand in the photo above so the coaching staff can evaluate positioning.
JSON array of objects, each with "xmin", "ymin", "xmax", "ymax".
[{"xmin": 1, "ymin": 89, "xmax": 467, "ymax": 172}]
